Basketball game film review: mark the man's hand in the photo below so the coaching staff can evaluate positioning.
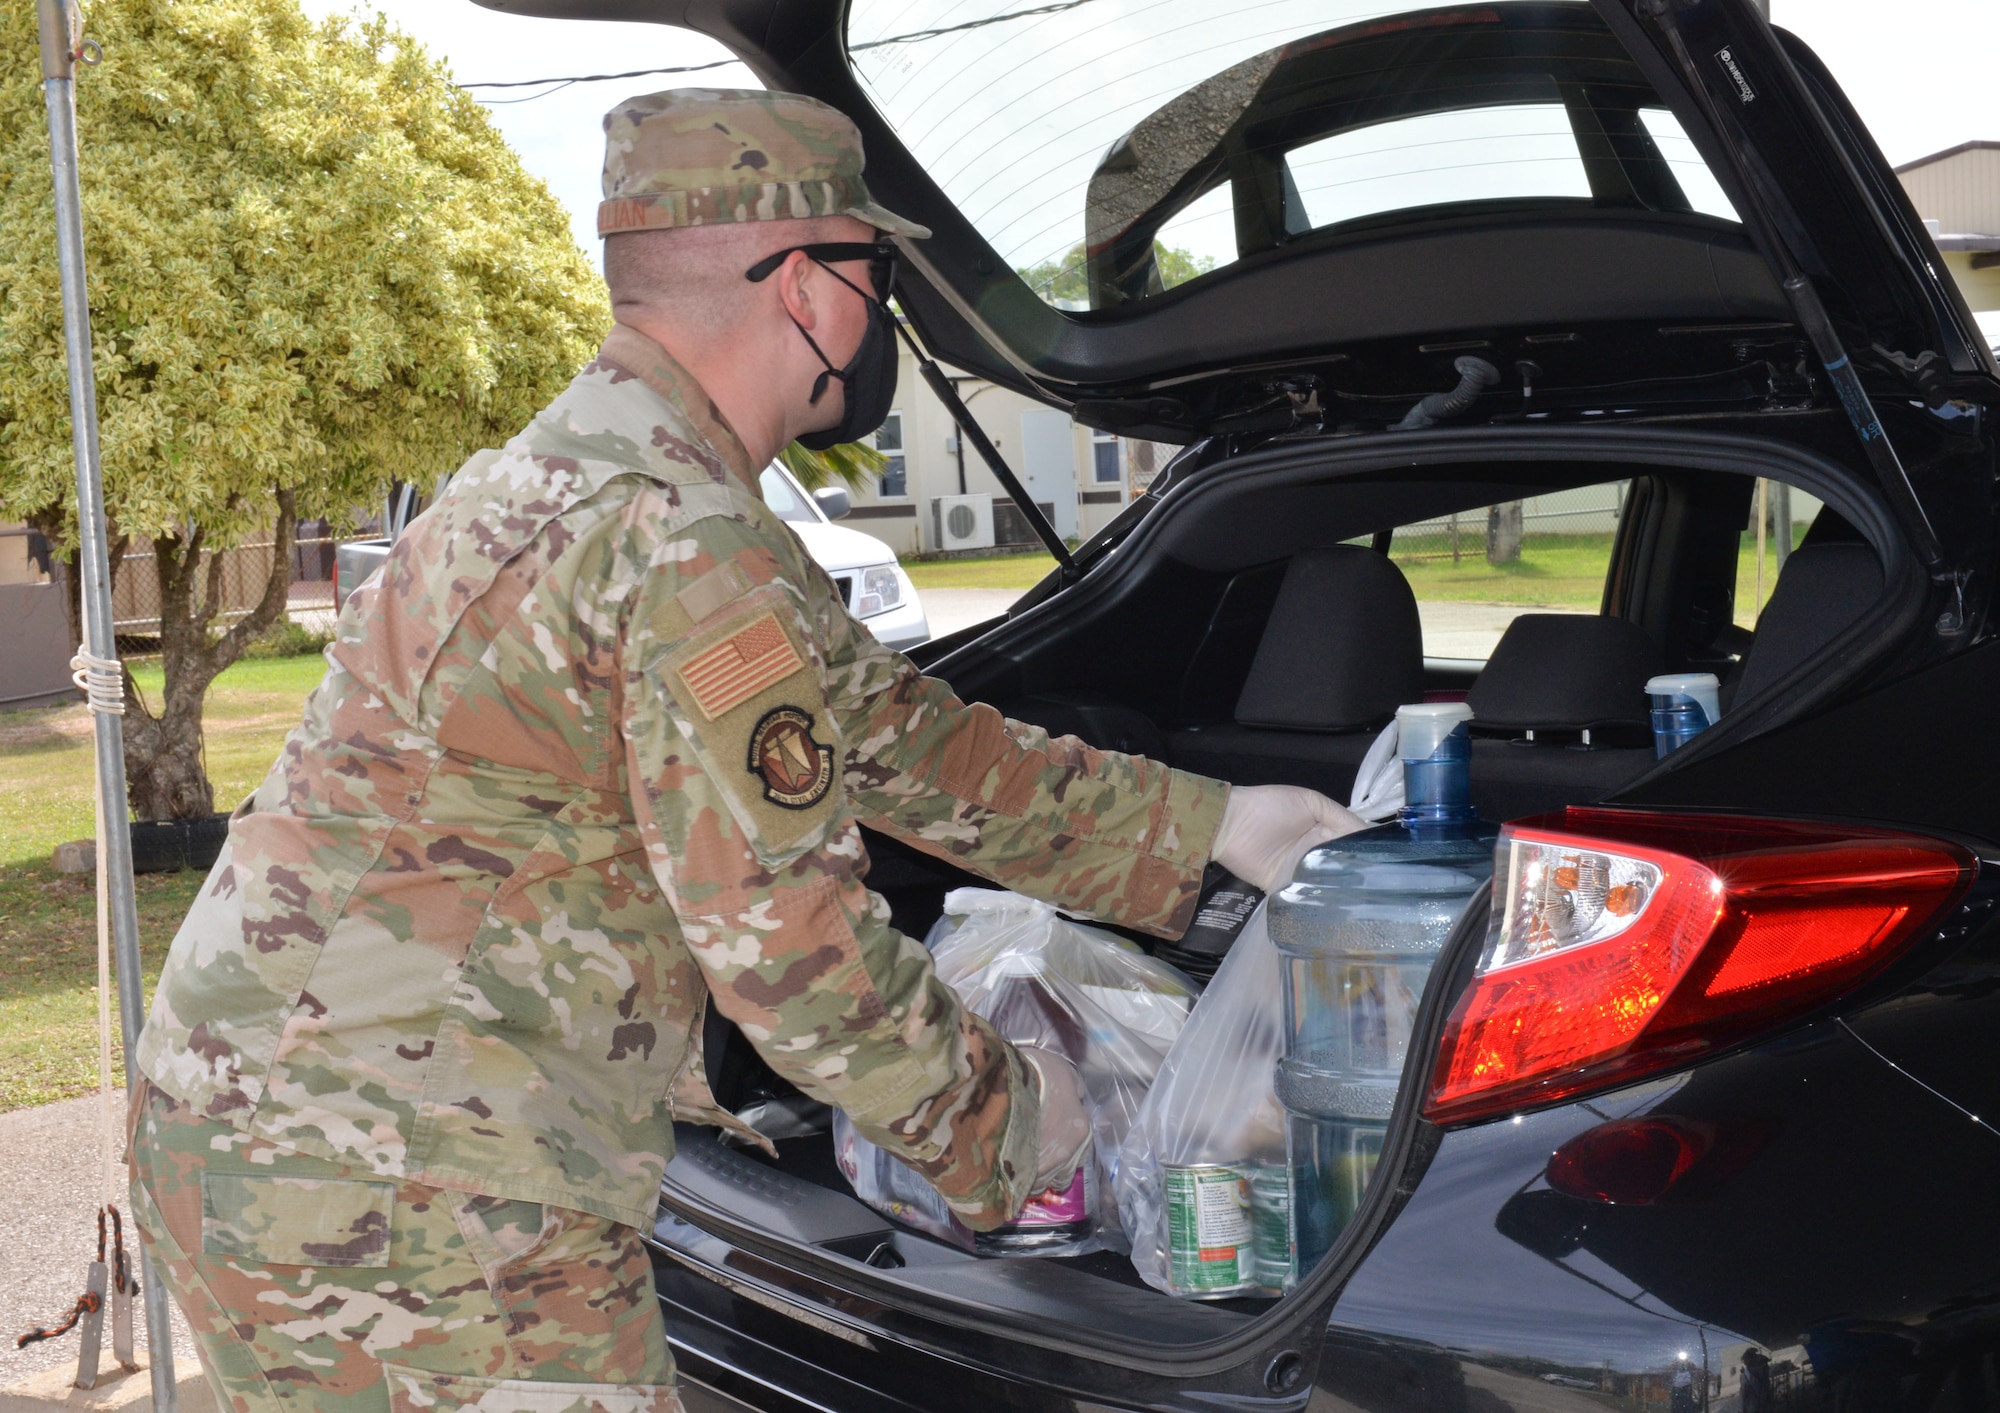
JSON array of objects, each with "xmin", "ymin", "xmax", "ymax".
[
  {"xmin": 1018, "ymin": 1045, "xmax": 1092, "ymax": 1196},
  {"xmin": 1212, "ymin": 784, "xmax": 1366, "ymax": 892}
]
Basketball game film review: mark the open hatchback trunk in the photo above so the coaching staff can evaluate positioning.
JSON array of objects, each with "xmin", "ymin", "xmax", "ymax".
[
  {"xmin": 479, "ymin": 0, "xmax": 2000, "ymax": 1400},
  {"xmin": 648, "ymin": 426, "xmax": 1929, "ymax": 1365}
]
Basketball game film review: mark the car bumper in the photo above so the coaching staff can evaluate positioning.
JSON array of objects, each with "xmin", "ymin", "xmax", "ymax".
[
  {"xmin": 650, "ymin": 993, "xmax": 2000, "ymax": 1412},
  {"xmin": 859, "ymin": 596, "xmax": 929, "ymax": 653}
]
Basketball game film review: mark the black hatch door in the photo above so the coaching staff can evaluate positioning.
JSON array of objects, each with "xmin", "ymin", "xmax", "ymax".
[{"xmin": 480, "ymin": 0, "xmax": 1993, "ymax": 439}]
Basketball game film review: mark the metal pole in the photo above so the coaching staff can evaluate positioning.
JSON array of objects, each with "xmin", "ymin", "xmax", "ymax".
[
  {"xmin": 1771, "ymin": 479, "xmax": 1792, "ymax": 573},
  {"xmin": 1755, "ymin": 478, "xmax": 1768, "ymax": 616},
  {"xmin": 35, "ymin": 4, "xmax": 178, "ymax": 1407}
]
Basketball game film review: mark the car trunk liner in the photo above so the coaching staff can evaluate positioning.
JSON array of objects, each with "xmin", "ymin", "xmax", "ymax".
[{"xmin": 657, "ymin": 1126, "xmax": 1266, "ymax": 1346}]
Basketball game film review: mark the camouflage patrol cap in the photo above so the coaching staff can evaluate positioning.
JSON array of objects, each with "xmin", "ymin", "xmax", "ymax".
[{"xmin": 599, "ymin": 89, "xmax": 930, "ymax": 239}]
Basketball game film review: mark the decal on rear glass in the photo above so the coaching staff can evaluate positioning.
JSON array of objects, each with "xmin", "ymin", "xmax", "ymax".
[{"xmin": 1715, "ymin": 47, "xmax": 1757, "ymax": 104}]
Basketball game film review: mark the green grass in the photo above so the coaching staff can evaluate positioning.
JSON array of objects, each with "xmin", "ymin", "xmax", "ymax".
[
  {"xmin": 905, "ymin": 535, "xmax": 1619, "ymax": 600},
  {"xmin": 905, "ymin": 529, "xmax": 1810, "ymax": 623},
  {"xmin": 905, "ymin": 551, "xmax": 1060, "ymax": 590},
  {"xmin": 1390, "ymin": 532, "xmax": 1615, "ymax": 607},
  {"xmin": 1734, "ymin": 524, "xmax": 1810, "ymax": 627},
  {"xmin": 0, "ymin": 868, "xmax": 203, "ymax": 1111},
  {"xmin": 0, "ymin": 653, "xmax": 324, "ymax": 1112}
]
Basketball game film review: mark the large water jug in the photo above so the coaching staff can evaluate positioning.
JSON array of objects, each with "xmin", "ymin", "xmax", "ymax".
[{"xmin": 1268, "ymin": 703, "xmax": 1497, "ymax": 1283}]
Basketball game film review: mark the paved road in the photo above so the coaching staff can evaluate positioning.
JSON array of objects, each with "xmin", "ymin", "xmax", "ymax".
[
  {"xmin": 913, "ymin": 587, "xmax": 1025, "ymax": 641},
  {"xmin": 0, "ymin": 1096, "xmax": 198, "ymax": 1391},
  {"xmin": 913, "ymin": 589, "xmax": 1582, "ymax": 662},
  {"xmin": 1418, "ymin": 600, "xmax": 1588, "ymax": 660}
]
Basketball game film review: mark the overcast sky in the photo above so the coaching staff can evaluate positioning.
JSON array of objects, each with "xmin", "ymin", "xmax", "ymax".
[{"xmin": 299, "ymin": 0, "xmax": 2000, "ymax": 267}]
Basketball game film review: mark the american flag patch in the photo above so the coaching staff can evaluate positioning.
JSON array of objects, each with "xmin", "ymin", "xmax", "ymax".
[{"xmin": 677, "ymin": 613, "xmax": 804, "ymax": 719}]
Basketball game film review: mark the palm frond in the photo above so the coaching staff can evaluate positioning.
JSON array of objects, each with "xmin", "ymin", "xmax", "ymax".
[{"xmin": 778, "ymin": 440, "xmax": 888, "ymax": 491}]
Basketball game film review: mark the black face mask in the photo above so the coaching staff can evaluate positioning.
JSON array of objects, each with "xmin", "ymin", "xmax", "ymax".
[
  {"xmin": 744, "ymin": 243, "xmax": 900, "ymax": 450},
  {"xmin": 792, "ymin": 282, "xmax": 897, "ymax": 451}
]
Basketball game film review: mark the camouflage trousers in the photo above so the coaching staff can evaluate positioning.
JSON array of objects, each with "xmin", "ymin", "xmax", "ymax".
[{"xmin": 126, "ymin": 1082, "xmax": 683, "ymax": 1413}]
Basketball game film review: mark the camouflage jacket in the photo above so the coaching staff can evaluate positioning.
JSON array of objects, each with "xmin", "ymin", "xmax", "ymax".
[{"xmin": 136, "ymin": 325, "xmax": 1228, "ymax": 1232}]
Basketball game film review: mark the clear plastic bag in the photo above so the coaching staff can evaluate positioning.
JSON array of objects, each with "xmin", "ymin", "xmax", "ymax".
[
  {"xmin": 833, "ymin": 1112, "xmax": 975, "ymax": 1249},
  {"xmin": 1115, "ymin": 897, "xmax": 1292, "ymax": 1299},
  {"xmin": 834, "ymin": 888, "xmax": 1200, "ymax": 1256}
]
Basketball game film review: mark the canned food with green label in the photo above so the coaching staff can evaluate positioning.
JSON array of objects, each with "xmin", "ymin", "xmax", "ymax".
[
  {"xmin": 1248, "ymin": 1161, "xmax": 1295, "ymax": 1292},
  {"xmin": 1164, "ymin": 1164, "xmax": 1256, "ymax": 1297}
]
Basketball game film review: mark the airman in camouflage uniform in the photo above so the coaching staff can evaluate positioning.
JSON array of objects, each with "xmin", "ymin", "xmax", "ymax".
[{"xmin": 129, "ymin": 89, "xmax": 1354, "ymax": 1413}]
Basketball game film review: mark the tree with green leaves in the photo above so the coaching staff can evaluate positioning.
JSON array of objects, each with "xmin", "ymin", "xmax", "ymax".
[
  {"xmin": 0, "ymin": 0, "xmax": 609, "ymax": 820},
  {"xmin": 1018, "ymin": 241, "xmax": 1217, "ymax": 305}
]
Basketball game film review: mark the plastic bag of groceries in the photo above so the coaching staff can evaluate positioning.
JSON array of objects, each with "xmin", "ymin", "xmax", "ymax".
[
  {"xmin": 1115, "ymin": 897, "xmax": 1292, "ymax": 1299},
  {"xmin": 833, "ymin": 1114, "xmax": 975, "ymax": 1250},
  {"xmin": 833, "ymin": 888, "xmax": 1200, "ymax": 1257}
]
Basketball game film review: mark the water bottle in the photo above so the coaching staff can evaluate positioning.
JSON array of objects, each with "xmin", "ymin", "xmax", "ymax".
[
  {"xmin": 1646, "ymin": 673, "xmax": 1721, "ymax": 758},
  {"xmin": 1268, "ymin": 703, "xmax": 1498, "ymax": 1282}
]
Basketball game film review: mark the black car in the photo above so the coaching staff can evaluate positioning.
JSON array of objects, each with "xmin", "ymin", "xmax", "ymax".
[{"xmin": 479, "ymin": 0, "xmax": 2000, "ymax": 1407}]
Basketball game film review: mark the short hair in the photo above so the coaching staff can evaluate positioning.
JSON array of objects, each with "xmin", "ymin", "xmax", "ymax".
[{"xmin": 603, "ymin": 218, "xmax": 843, "ymax": 338}]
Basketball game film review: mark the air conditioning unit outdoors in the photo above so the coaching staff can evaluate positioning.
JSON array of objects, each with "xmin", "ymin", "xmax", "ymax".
[
  {"xmin": 992, "ymin": 500, "xmax": 1058, "ymax": 549},
  {"xmin": 932, "ymin": 493, "xmax": 995, "ymax": 552}
]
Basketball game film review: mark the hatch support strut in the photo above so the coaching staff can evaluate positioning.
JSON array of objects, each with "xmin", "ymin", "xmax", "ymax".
[
  {"xmin": 889, "ymin": 318, "xmax": 1079, "ymax": 579},
  {"xmin": 1640, "ymin": 0, "xmax": 1943, "ymax": 572}
]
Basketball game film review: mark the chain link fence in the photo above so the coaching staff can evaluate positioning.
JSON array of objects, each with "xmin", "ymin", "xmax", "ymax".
[{"xmin": 109, "ymin": 521, "xmax": 339, "ymax": 657}]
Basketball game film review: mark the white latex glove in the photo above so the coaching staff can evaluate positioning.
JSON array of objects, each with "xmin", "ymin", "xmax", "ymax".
[
  {"xmin": 1212, "ymin": 783, "xmax": 1366, "ymax": 892},
  {"xmin": 1018, "ymin": 1045, "xmax": 1092, "ymax": 1195}
]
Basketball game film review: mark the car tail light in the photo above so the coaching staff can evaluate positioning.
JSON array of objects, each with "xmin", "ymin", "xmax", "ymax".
[{"xmin": 1424, "ymin": 809, "xmax": 1974, "ymax": 1125}]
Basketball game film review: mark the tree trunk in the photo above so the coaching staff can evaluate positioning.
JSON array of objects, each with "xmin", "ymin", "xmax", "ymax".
[
  {"xmin": 1486, "ymin": 500, "xmax": 1524, "ymax": 565},
  {"xmin": 122, "ymin": 490, "xmax": 298, "ymax": 821}
]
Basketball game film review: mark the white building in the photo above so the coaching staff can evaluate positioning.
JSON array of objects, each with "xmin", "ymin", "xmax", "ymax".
[
  {"xmin": 838, "ymin": 334, "xmax": 1172, "ymax": 557},
  {"xmin": 1895, "ymin": 140, "xmax": 2000, "ymax": 314}
]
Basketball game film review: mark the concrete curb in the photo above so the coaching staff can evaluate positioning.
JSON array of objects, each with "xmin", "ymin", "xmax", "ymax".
[{"xmin": 0, "ymin": 1362, "xmax": 212, "ymax": 1413}]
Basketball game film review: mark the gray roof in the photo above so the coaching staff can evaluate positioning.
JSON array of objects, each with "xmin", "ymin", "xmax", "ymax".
[{"xmin": 1893, "ymin": 139, "xmax": 2000, "ymax": 175}]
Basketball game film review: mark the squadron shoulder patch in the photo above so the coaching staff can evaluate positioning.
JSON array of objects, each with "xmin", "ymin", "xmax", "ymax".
[
  {"xmin": 678, "ymin": 611, "xmax": 804, "ymax": 719},
  {"xmin": 747, "ymin": 706, "xmax": 834, "ymax": 810}
]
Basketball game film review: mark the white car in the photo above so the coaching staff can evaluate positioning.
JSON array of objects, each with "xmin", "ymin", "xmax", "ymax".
[
  {"xmin": 758, "ymin": 463, "xmax": 929, "ymax": 652},
  {"xmin": 339, "ymin": 466, "xmax": 929, "ymax": 653}
]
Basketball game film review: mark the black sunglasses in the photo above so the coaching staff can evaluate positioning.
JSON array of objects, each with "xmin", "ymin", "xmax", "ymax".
[{"xmin": 744, "ymin": 241, "xmax": 897, "ymax": 301}]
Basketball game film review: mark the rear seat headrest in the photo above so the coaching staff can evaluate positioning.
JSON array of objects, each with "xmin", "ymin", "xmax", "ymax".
[
  {"xmin": 1468, "ymin": 614, "xmax": 1662, "ymax": 731},
  {"xmin": 1233, "ymin": 546, "xmax": 1423, "ymax": 733},
  {"xmin": 1733, "ymin": 541, "xmax": 1883, "ymax": 702}
]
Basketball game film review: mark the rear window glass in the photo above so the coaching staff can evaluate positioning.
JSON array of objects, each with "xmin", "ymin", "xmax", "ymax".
[
  {"xmin": 1640, "ymin": 107, "xmax": 1739, "ymax": 221},
  {"xmin": 1361, "ymin": 475, "xmax": 1822, "ymax": 661},
  {"xmin": 849, "ymin": 0, "xmax": 1739, "ymax": 311},
  {"xmin": 1357, "ymin": 481, "xmax": 1631, "ymax": 661},
  {"xmin": 1286, "ymin": 104, "xmax": 1592, "ymax": 231}
]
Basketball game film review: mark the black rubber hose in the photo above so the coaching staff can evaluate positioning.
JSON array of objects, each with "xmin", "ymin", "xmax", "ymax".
[{"xmin": 1392, "ymin": 355, "xmax": 1502, "ymax": 430}]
